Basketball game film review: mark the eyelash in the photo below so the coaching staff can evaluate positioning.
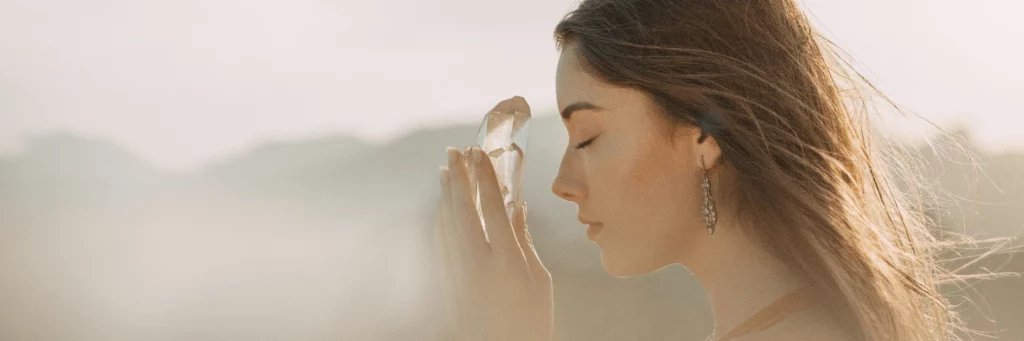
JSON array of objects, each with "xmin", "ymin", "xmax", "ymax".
[{"xmin": 575, "ymin": 136, "xmax": 597, "ymax": 150}]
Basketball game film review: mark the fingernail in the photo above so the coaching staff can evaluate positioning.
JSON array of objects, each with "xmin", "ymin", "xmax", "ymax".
[
  {"xmin": 446, "ymin": 146, "xmax": 458, "ymax": 166},
  {"xmin": 522, "ymin": 201, "xmax": 528, "ymax": 219}
]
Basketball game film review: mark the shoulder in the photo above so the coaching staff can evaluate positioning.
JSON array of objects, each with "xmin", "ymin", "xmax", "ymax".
[{"xmin": 733, "ymin": 304, "xmax": 860, "ymax": 341}]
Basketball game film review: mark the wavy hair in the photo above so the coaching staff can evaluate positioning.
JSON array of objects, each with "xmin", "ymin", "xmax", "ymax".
[{"xmin": 554, "ymin": 1, "xmax": 1015, "ymax": 340}]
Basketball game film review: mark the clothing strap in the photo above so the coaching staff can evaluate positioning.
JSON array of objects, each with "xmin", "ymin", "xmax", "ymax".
[{"xmin": 717, "ymin": 286, "xmax": 818, "ymax": 341}]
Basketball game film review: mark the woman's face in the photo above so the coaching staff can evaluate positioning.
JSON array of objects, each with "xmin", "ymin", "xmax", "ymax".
[{"xmin": 551, "ymin": 43, "xmax": 710, "ymax": 277}]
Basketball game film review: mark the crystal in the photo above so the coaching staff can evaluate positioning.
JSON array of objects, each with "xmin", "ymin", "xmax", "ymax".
[{"xmin": 472, "ymin": 96, "xmax": 531, "ymax": 241}]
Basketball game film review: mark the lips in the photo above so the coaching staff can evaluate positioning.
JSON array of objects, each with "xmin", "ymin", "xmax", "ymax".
[
  {"xmin": 579, "ymin": 215, "xmax": 602, "ymax": 240},
  {"xmin": 577, "ymin": 215, "xmax": 599, "ymax": 225}
]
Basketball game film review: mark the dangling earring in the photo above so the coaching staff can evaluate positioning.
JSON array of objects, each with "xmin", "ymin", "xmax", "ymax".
[{"xmin": 701, "ymin": 155, "xmax": 718, "ymax": 235}]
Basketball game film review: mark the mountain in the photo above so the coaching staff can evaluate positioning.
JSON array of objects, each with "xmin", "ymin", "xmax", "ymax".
[
  {"xmin": 0, "ymin": 120, "xmax": 1020, "ymax": 341},
  {"xmin": 0, "ymin": 134, "xmax": 182, "ymax": 212},
  {"xmin": 200, "ymin": 134, "xmax": 370, "ymax": 184}
]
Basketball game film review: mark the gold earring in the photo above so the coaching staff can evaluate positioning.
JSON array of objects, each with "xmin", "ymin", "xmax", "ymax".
[{"xmin": 701, "ymin": 155, "xmax": 717, "ymax": 235}]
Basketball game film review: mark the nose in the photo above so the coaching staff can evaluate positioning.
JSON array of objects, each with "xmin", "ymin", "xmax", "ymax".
[{"xmin": 550, "ymin": 150, "xmax": 586, "ymax": 203}]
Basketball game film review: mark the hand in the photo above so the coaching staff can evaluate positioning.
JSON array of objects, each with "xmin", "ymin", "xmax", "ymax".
[{"xmin": 435, "ymin": 146, "xmax": 553, "ymax": 341}]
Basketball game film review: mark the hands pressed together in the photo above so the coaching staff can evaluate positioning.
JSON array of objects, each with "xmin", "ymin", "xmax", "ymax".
[{"xmin": 434, "ymin": 146, "xmax": 553, "ymax": 341}]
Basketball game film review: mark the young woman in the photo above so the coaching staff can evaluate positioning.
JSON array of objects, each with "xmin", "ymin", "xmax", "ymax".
[{"xmin": 435, "ymin": 1, "xmax": 985, "ymax": 340}]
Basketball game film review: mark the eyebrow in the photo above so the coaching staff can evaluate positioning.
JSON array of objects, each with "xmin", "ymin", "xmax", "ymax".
[{"xmin": 560, "ymin": 101, "xmax": 603, "ymax": 120}]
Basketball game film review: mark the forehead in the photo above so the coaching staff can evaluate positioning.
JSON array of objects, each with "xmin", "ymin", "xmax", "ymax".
[
  {"xmin": 555, "ymin": 45, "xmax": 655, "ymax": 118},
  {"xmin": 555, "ymin": 44, "xmax": 608, "ymax": 107}
]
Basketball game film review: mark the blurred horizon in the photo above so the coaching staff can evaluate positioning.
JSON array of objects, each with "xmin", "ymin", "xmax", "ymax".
[{"xmin": 1, "ymin": 111, "xmax": 1015, "ymax": 177}]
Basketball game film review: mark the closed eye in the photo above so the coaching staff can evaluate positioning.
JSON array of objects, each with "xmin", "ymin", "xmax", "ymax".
[{"xmin": 575, "ymin": 136, "xmax": 597, "ymax": 150}]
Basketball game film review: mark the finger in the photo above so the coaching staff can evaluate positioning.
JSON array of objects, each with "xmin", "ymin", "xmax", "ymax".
[
  {"xmin": 514, "ymin": 201, "xmax": 548, "ymax": 282},
  {"xmin": 463, "ymin": 146, "xmax": 477, "ymax": 209},
  {"xmin": 438, "ymin": 167, "xmax": 469, "ymax": 333},
  {"xmin": 439, "ymin": 166, "xmax": 466, "ymax": 268},
  {"xmin": 470, "ymin": 146, "xmax": 529, "ymax": 272},
  {"xmin": 446, "ymin": 146, "xmax": 491, "ymax": 260},
  {"xmin": 509, "ymin": 201, "xmax": 532, "ymax": 274},
  {"xmin": 433, "ymin": 194, "xmax": 459, "ymax": 332}
]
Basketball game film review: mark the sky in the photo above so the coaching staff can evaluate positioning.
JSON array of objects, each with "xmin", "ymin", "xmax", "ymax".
[{"xmin": 1, "ymin": 0, "xmax": 1022, "ymax": 172}]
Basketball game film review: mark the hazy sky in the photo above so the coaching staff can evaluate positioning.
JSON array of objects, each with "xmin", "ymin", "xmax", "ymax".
[{"xmin": 1, "ymin": 0, "xmax": 1022, "ymax": 172}]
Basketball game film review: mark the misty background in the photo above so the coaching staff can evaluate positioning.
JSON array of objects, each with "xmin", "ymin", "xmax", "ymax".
[{"xmin": 1, "ymin": 0, "xmax": 1023, "ymax": 340}]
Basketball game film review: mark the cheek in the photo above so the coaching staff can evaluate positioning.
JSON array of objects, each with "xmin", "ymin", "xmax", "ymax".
[
  {"xmin": 593, "ymin": 138, "xmax": 701, "ymax": 273},
  {"xmin": 625, "ymin": 148, "xmax": 691, "ymax": 226},
  {"xmin": 595, "ymin": 136, "xmax": 694, "ymax": 232}
]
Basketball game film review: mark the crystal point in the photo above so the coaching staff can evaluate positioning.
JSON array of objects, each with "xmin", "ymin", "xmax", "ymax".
[{"xmin": 473, "ymin": 96, "xmax": 531, "ymax": 227}]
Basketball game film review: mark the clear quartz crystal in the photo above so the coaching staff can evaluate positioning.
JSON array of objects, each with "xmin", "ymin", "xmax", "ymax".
[{"xmin": 472, "ymin": 96, "xmax": 531, "ymax": 242}]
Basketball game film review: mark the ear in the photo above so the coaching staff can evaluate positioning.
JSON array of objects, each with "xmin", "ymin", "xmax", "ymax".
[
  {"xmin": 694, "ymin": 130, "xmax": 722, "ymax": 170},
  {"xmin": 668, "ymin": 124, "xmax": 722, "ymax": 170}
]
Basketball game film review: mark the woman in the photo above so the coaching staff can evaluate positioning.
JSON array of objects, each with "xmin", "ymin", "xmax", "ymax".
[{"xmin": 435, "ymin": 1, "xmax": 980, "ymax": 340}]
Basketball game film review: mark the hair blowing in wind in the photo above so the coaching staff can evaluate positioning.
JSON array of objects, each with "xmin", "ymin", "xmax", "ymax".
[{"xmin": 553, "ymin": 0, "xmax": 1014, "ymax": 340}]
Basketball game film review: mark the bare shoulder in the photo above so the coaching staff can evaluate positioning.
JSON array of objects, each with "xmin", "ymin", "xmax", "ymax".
[{"xmin": 734, "ymin": 304, "xmax": 860, "ymax": 341}]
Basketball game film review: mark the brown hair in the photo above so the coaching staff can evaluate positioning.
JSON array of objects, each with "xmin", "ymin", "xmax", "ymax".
[{"xmin": 554, "ymin": 1, "xmax": 1008, "ymax": 340}]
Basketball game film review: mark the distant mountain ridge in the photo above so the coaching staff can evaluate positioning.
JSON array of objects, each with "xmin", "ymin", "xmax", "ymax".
[{"xmin": 0, "ymin": 115, "xmax": 1020, "ymax": 341}]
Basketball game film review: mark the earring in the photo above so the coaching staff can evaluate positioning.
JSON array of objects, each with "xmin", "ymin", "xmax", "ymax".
[{"xmin": 701, "ymin": 155, "xmax": 718, "ymax": 235}]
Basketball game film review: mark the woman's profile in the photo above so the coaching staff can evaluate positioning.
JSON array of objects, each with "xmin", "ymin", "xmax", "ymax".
[{"xmin": 434, "ymin": 1, "xmax": 1006, "ymax": 340}]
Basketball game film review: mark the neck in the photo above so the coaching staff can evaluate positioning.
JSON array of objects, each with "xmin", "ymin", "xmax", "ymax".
[{"xmin": 681, "ymin": 216, "xmax": 807, "ymax": 338}]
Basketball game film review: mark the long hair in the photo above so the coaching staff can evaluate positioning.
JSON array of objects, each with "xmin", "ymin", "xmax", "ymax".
[{"xmin": 554, "ymin": 1, "xmax": 1010, "ymax": 340}]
